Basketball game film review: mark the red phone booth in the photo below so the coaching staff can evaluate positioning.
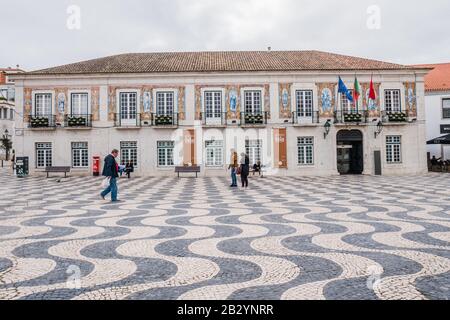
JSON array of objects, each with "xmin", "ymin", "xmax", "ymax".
[{"xmin": 93, "ymin": 156, "xmax": 100, "ymax": 176}]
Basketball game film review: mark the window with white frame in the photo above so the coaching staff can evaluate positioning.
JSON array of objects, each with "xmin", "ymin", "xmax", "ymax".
[
  {"xmin": 384, "ymin": 90, "xmax": 401, "ymax": 112},
  {"xmin": 36, "ymin": 143, "xmax": 52, "ymax": 168},
  {"xmin": 35, "ymin": 93, "xmax": 52, "ymax": 116},
  {"xmin": 442, "ymin": 98, "xmax": 450, "ymax": 119},
  {"xmin": 204, "ymin": 91, "xmax": 222, "ymax": 119},
  {"xmin": 120, "ymin": 141, "xmax": 138, "ymax": 166},
  {"xmin": 340, "ymin": 90, "xmax": 354, "ymax": 113},
  {"xmin": 119, "ymin": 92, "xmax": 137, "ymax": 119},
  {"xmin": 72, "ymin": 142, "xmax": 89, "ymax": 168},
  {"xmin": 205, "ymin": 140, "xmax": 223, "ymax": 167},
  {"xmin": 156, "ymin": 92, "xmax": 174, "ymax": 115},
  {"xmin": 10, "ymin": 109, "xmax": 14, "ymax": 120},
  {"xmin": 244, "ymin": 90, "xmax": 262, "ymax": 114},
  {"xmin": 245, "ymin": 139, "xmax": 262, "ymax": 165},
  {"xmin": 157, "ymin": 141, "xmax": 174, "ymax": 167},
  {"xmin": 297, "ymin": 137, "xmax": 314, "ymax": 165},
  {"xmin": 71, "ymin": 93, "xmax": 89, "ymax": 115},
  {"xmin": 386, "ymin": 136, "xmax": 402, "ymax": 163},
  {"xmin": 296, "ymin": 90, "xmax": 313, "ymax": 117}
]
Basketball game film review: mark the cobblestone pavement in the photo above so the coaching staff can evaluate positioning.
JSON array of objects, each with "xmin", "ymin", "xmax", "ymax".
[{"xmin": 0, "ymin": 168, "xmax": 449, "ymax": 300}]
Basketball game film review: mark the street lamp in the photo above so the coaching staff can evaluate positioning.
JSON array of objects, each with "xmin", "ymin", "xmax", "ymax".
[
  {"xmin": 324, "ymin": 120, "xmax": 332, "ymax": 139},
  {"xmin": 374, "ymin": 120, "xmax": 383, "ymax": 139}
]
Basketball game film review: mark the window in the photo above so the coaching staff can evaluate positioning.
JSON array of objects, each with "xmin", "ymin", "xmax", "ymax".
[
  {"xmin": 205, "ymin": 140, "xmax": 223, "ymax": 167},
  {"xmin": 386, "ymin": 136, "xmax": 402, "ymax": 163},
  {"xmin": 120, "ymin": 141, "xmax": 138, "ymax": 166},
  {"xmin": 340, "ymin": 90, "xmax": 354, "ymax": 113},
  {"xmin": 71, "ymin": 93, "xmax": 89, "ymax": 115},
  {"xmin": 385, "ymin": 90, "xmax": 401, "ymax": 112},
  {"xmin": 7, "ymin": 87, "xmax": 15, "ymax": 102},
  {"xmin": 10, "ymin": 109, "xmax": 14, "ymax": 120},
  {"xmin": 296, "ymin": 90, "xmax": 313, "ymax": 117},
  {"xmin": 119, "ymin": 92, "xmax": 137, "ymax": 120},
  {"xmin": 36, "ymin": 143, "xmax": 52, "ymax": 168},
  {"xmin": 35, "ymin": 93, "xmax": 52, "ymax": 116},
  {"xmin": 297, "ymin": 137, "xmax": 314, "ymax": 165},
  {"xmin": 156, "ymin": 92, "xmax": 174, "ymax": 115},
  {"xmin": 245, "ymin": 139, "xmax": 262, "ymax": 165},
  {"xmin": 244, "ymin": 90, "xmax": 262, "ymax": 114},
  {"xmin": 204, "ymin": 91, "xmax": 222, "ymax": 119},
  {"xmin": 72, "ymin": 142, "xmax": 89, "ymax": 168},
  {"xmin": 442, "ymin": 98, "xmax": 450, "ymax": 119},
  {"xmin": 3, "ymin": 108, "xmax": 7, "ymax": 119},
  {"xmin": 157, "ymin": 141, "xmax": 174, "ymax": 167}
]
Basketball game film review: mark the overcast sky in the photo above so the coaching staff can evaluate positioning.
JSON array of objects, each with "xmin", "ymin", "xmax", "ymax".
[{"xmin": 1, "ymin": 0, "xmax": 449, "ymax": 71}]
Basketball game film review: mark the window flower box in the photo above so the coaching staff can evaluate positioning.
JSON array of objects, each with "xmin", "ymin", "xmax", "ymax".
[
  {"xmin": 155, "ymin": 114, "xmax": 173, "ymax": 126},
  {"xmin": 386, "ymin": 112, "xmax": 407, "ymax": 122},
  {"xmin": 67, "ymin": 116, "xmax": 87, "ymax": 127},
  {"xmin": 344, "ymin": 113, "xmax": 362, "ymax": 123},
  {"xmin": 30, "ymin": 116, "xmax": 49, "ymax": 128},
  {"xmin": 245, "ymin": 113, "xmax": 264, "ymax": 124}
]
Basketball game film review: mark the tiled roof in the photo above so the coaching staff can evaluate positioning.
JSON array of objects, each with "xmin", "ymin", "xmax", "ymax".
[
  {"xmin": 26, "ymin": 51, "xmax": 416, "ymax": 75},
  {"xmin": 414, "ymin": 63, "xmax": 450, "ymax": 92}
]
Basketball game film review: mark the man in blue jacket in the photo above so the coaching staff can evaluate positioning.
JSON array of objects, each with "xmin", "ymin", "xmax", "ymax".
[{"xmin": 100, "ymin": 149, "xmax": 120, "ymax": 202}]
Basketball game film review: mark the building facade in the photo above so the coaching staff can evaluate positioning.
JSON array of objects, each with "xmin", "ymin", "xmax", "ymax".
[
  {"xmin": 1, "ymin": 67, "xmax": 24, "ymax": 159},
  {"xmin": 11, "ymin": 51, "xmax": 430, "ymax": 176},
  {"xmin": 418, "ymin": 63, "xmax": 450, "ymax": 159}
]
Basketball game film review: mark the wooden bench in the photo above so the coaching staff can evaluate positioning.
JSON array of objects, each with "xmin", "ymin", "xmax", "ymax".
[
  {"xmin": 45, "ymin": 166, "xmax": 71, "ymax": 178},
  {"xmin": 175, "ymin": 166, "xmax": 201, "ymax": 178}
]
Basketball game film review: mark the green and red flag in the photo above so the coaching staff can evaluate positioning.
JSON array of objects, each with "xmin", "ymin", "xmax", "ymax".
[{"xmin": 353, "ymin": 77, "xmax": 361, "ymax": 103}]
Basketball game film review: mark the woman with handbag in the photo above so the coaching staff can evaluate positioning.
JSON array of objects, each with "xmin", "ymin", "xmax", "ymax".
[
  {"xmin": 240, "ymin": 152, "xmax": 250, "ymax": 189},
  {"xmin": 228, "ymin": 151, "xmax": 238, "ymax": 187}
]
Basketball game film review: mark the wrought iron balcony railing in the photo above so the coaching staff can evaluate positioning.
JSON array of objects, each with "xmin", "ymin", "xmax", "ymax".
[
  {"xmin": 29, "ymin": 114, "xmax": 56, "ymax": 129},
  {"xmin": 64, "ymin": 114, "xmax": 92, "ymax": 128},
  {"xmin": 292, "ymin": 111, "xmax": 320, "ymax": 124},
  {"xmin": 151, "ymin": 113, "xmax": 178, "ymax": 127},
  {"xmin": 114, "ymin": 113, "xmax": 141, "ymax": 127},
  {"xmin": 200, "ymin": 112, "xmax": 227, "ymax": 126},
  {"xmin": 240, "ymin": 112, "xmax": 269, "ymax": 126}
]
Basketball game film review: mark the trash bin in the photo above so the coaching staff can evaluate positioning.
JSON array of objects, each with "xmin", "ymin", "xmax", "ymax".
[{"xmin": 93, "ymin": 156, "xmax": 100, "ymax": 176}]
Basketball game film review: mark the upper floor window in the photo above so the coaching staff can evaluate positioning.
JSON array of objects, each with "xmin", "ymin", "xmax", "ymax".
[
  {"xmin": 244, "ymin": 90, "xmax": 262, "ymax": 115},
  {"xmin": 340, "ymin": 90, "xmax": 354, "ymax": 113},
  {"xmin": 156, "ymin": 92, "xmax": 174, "ymax": 115},
  {"xmin": 442, "ymin": 98, "xmax": 450, "ymax": 119},
  {"xmin": 35, "ymin": 93, "xmax": 52, "ymax": 116},
  {"xmin": 385, "ymin": 90, "xmax": 401, "ymax": 112},
  {"xmin": 71, "ymin": 93, "xmax": 89, "ymax": 115},
  {"xmin": 296, "ymin": 90, "xmax": 313, "ymax": 117},
  {"xmin": 204, "ymin": 91, "xmax": 222, "ymax": 119}
]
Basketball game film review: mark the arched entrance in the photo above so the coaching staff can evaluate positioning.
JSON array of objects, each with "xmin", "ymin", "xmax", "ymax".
[{"xmin": 337, "ymin": 130, "xmax": 364, "ymax": 175}]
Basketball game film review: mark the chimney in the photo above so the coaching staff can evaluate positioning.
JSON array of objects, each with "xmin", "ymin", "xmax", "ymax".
[{"xmin": 267, "ymin": 47, "xmax": 272, "ymax": 52}]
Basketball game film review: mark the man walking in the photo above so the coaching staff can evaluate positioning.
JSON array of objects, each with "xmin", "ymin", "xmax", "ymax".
[{"xmin": 100, "ymin": 149, "xmax": 121, "ymax": 202}]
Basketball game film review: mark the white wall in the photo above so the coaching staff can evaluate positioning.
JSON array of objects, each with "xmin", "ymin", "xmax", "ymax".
[{"xmin": 425, "ymin": 91, "xmax": 450, "ymax": 159}]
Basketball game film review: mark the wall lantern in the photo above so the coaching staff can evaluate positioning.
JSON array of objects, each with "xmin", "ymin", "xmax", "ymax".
[
  {"xmin": 374, "ymin": 120, "xmax": 383, "ymax": 139},
  {"xmin": 324, "ymin": 120, "xmax": 332, "ymax": 139}
]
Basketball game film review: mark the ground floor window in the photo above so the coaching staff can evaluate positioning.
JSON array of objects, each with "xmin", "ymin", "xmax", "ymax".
[
  {"xmin": 158, "ymin": 141, "xmax": 174, "ymax": 167},
  {"xmin": 205, "ymin": 140, "xmax": 223, "ymax": 167},
  {"xmin": 297, "ymin": 137, "xmax": 314, "ymax": 165},
  {"xmin": 36, "ymin": 142, "xmax": 52, "ymax": 168},
  {"xmin": 386, "ymin": 136, "xmax": 402, "ymax": 163},
  {"xmin": 245, "ymin": 139, "xmax": 262, "ymax": 165},
  {"xmin": 71, "ymin": 142, "xmax": 89, "ymax": 168},
  {"xmin": 120, "ymin": 141, "xmax": 138, "ymax": 166}
]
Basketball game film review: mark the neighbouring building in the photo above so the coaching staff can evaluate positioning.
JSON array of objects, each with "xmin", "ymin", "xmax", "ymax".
[
  {"xmin": 416, "ymin": 63, "xmax": 450, "ymax": 160},
  {"xmin": 1, "ymin": 67, "xmax": 24, "ymax": 159},
  {"xmin": 11, "ymin": 51, "xmax": 430, "ymax": 177}
]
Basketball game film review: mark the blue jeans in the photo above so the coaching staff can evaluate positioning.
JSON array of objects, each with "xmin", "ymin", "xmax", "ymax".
[
  {"xmin": 101, "ymin": 177, "xmax": 118, "ymax": 201},
  {"xmin": 231, "ymin": 168, "xmax": 237, "ymax": 186}
]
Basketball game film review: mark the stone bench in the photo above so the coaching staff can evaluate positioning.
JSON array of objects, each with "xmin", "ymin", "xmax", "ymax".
[
  {"xmin": 45, "ymin": 166, "xmax": 71, "ymax": 178},
  {"xmin": 175, "ymin": 166, "xmax": 201, "ymax": 178}
]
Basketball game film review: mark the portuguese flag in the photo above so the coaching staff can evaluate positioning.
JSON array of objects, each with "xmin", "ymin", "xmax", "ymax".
[{"xmin": 353, "ymin": 77, "xmax": 361, "ymax": 103}]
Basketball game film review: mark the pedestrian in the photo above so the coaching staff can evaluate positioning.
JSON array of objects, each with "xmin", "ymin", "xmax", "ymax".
[
  {"xmin": 253, "ymin": 161, "xmax": 261, "ymax": 176},
  {"xmin": 100, "ymin": 149, "xmax": 121, "ymax": 202},
  {"xmin": 240, "ymin": 152, "xmax": 250, "ymax": 189},
  {"xmin": 125, "ymin": 160, "xmax": 134, "ymax": 179},
  {"xmin": 228, "ymin": 150, "xmax": 238, "ymax": 187}
]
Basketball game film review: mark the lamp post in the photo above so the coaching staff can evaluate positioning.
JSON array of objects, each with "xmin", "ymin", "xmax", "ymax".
[
  {"xmin": 324, "ymin": 120, "xmax": 332, "ymax": 139},
  {"xmin": 374, "ymin": 120, "xmax": 383, "ymax": 139}
]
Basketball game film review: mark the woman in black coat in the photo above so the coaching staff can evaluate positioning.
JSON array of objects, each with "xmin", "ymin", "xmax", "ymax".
[{"xmin": 240, "ymin": 153, "xmax": 250, "ymax": 188}]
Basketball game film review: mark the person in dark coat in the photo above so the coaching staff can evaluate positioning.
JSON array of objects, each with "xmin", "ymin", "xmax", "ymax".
[
  {"xmin": 100, "ymin": 149, "xmax": 120, "ymax": 202},
  {"xmin": 240, "ymin": 152, "xmax": 250, "ymax": 188},
  {"xmin": 125, "ymin": 160, "xmax": 134, "ymax": 179}
]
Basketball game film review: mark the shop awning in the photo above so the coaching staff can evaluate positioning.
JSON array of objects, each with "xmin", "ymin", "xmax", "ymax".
[{"xmin": 427, "ymin": 134, "xmax": 450, "ymax": 145}]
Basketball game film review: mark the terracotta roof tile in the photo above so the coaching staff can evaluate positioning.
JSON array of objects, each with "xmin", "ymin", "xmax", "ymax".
[
  {"xmin": 414, "ymin": 63, "xmax": 450, "ymax": 92},
  {"xmin": 26, "ymin": 50, "xmax": 414, "ymax": 75}
]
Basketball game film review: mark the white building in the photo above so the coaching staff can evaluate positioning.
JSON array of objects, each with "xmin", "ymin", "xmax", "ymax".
[
  {"xmin": 418, "ymin": 63, "xmax": 450, "ymax": 160},
  {"xmin": 0, "ymin": 67, "xmax": 24, "ymax": 160},
  {"xmin": 11, "ymin": 51, "xmax": 430, "ymax": 177}
]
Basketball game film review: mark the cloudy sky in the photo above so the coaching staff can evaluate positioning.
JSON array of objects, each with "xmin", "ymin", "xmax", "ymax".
[{"xmin": 1, "ymin": 0, "xmax": 449, "ymax": 71}]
